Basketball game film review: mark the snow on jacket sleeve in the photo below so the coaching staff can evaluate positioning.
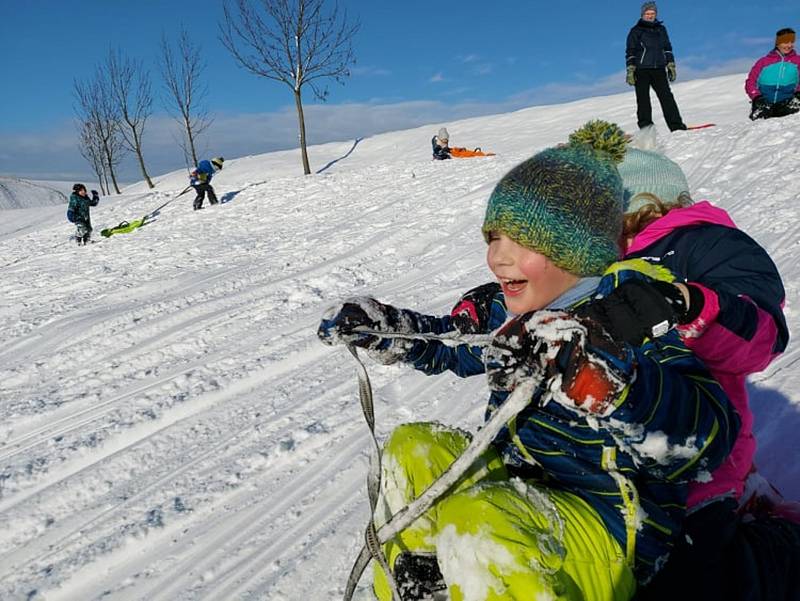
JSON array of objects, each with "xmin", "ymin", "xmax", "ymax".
[{"xmin": 581, "ymin": 330, "xmax": 740, "ymax": 482}]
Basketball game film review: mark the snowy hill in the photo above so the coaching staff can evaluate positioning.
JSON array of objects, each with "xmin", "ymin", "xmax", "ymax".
[
  {"xmin": 0, "ymin": 177, "xmax": 68, "ymax": 210},
  {"xmin": 1, "ymin": 72, "xmax": 798, "ymax": 600}
]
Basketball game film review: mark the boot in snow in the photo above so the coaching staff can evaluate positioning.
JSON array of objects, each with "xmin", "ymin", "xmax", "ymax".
[{"xmin": 394, "ymin": 553, "xmax": 446, "ymax": 600}]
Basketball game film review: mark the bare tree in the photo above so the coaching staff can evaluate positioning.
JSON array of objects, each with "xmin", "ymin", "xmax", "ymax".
[
  {"xmin": 220, "ymin": 0, "xmax": 359, "ymax": 175},
  {"xmin": 107, "ymin": 48, "xmax": 155, "ymax": 188},
  {"xmin": 159, "ymin": 29, "xmax": 212, "ymax": 168},
  {"xmin": 74, "ymin": 67, "xmax": 126, "ymax": 194},
  {"xmin": 77, "ymin": 121, "xmax": 108, "ymax": 194}
]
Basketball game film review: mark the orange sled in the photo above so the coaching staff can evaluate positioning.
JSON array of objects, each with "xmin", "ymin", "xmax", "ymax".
[{"xmin": 449, "ymin": 146, "xmax": 495, "ymax": 158}]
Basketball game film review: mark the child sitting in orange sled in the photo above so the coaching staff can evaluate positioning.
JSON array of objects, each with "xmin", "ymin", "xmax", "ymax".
[{"xmin": 432, "ymin": 127, "xmax": 495, "ymax": 159}]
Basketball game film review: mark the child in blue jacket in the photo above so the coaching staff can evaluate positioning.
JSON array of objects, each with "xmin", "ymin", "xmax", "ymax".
[
  {"xmin": 318, "ymin": 122, "xmax": 738, "ymax": 600},
  {"xmin": 190, "ymin": 157, "xmax": 224, "ymax": 210}
]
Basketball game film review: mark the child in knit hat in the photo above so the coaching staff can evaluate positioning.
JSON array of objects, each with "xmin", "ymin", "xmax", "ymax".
[
  {"xmin": 579, "ymin": 136, "xmax": 797, "ymax": 600},
  {"xmin": 432, "ymin": 127, "xmax": 451, "ymax": 160},
  {"xmin": 745, "ymin": 28, "xmax": 800, "ymax": 120},
  {"xmin": 318, "ymin": 122, "xmax": 738, "ymax": 601}
]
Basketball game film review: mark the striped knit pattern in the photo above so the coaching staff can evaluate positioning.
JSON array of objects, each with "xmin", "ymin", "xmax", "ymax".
[{"xmin": 482, "ymin": 145, "xmax": 624, "ymax": 276}]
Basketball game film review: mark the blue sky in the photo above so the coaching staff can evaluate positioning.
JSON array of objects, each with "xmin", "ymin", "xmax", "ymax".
[{"xmin": 1, "ymin": 0, "xmax": 797, "ymax": 181}]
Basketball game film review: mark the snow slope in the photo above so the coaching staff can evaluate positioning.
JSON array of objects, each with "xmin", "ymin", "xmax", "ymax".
[
  {"xmin": 0, "ymin": 73, "xmax": 798, "ymax": 600},
  {"xmin": 0, "ymin": 177, "xmax": 68, "ymax": 210}
]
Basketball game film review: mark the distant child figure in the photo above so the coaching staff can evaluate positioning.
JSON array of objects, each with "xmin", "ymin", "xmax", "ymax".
[
  {"xmin": 431, "ymin": 127, "xmax": 451, "ymax": 160},
  {"xmin": 190, "ymin": 157, "xmax": 224, "ymax": 210},
  {"xmin": 67, "ymin": 183, "xmax": 100, "ymax": 245},
  {"xmin": 745, "ymin": 28, "xmax": 800, "ymax": 120},
  {"xmin": 626, "ymin": 2, "xmax": 687, "ymax": 131}
]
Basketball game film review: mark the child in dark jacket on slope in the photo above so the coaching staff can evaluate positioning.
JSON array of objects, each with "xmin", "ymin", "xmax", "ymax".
[
  {"xmin": 319, "ymin": 121, "xmax": 739, "ymax": 601},
  {"xmin": 67, "ymin": 183, "xmax": 100, "ymax": 246}
]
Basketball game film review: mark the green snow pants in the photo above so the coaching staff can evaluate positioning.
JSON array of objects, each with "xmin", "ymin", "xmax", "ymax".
[{"xmin": 373, "ymin": 422, "xmax": 636, "ymax": 601}]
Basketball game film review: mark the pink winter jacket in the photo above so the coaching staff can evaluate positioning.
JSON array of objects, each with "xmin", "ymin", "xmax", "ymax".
[
  {"xmin": 744, "ymin": 48, "xmax": 800, "ymax": 101},
  {"xmin": 627, "ymin": 202, "xmax": 786, "ymax": 508}
]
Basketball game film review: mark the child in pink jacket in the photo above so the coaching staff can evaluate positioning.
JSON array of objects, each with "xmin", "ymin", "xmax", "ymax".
[
  {"xmin": 584, "ymin": 144, "xmax": 798, "ymax": 600},
  {"xmin": 745, "ymin": 28, "xmax": 800, "ymax": 120}
]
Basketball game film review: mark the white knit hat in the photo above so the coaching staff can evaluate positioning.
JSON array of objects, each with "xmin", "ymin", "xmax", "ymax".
[
  {"xmin": 437, "ymin": 127, "xmax": 449, "ymax": 142},
  {"xmin": 617, "ymin": 148, "xmax": 691, "ymax": 213}
]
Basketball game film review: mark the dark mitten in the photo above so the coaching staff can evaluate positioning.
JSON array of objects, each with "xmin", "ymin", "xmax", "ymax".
[
  {"xmin": 317, "ymin": 296, "xmax": 415, "ymax": 364},
  {"xmin": 484, "ymin": 313, "xmax": 547, "ymax": 392},
  {"xmin": 450, "ymin": 282, "xmax": 501, "ymax": 334},
  {"xmin": 576, "ymin": 279, "xmax": 689, "ymax": 346}
]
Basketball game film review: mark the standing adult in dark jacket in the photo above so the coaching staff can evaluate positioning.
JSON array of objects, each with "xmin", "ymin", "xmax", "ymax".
[
  {"xmin": 67, "ymin": 183, "xmax": 100, "ymax": 245},
  {"xmin": 626, "ymin": 2, "xmax": 687, "ymax": 131}
]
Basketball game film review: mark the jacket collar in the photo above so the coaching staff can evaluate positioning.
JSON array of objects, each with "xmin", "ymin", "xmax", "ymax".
[{"xmin": 626, "ymin": 201, "xmax": 738, "ymax": 254}]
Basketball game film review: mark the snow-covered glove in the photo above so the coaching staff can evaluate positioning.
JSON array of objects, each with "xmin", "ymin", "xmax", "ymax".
[
  {"xmin": 450, "ymin": 282, "xmax": 500, "ymax": 334},
  {"xmin": 486, "ymin": 311, "xmax": 633, "ymax": 417},
  {"xmin": 317, "ymin": 296, "xmax": 415, "ymax": 364},
  {"xmin": 575, "ymin": 279, "xmax": 700, "ymax": 347},
  {"xmin": 788, "ymin": 92, "xmax": 800, "ymax": 110},
  {"xmin": 666, "ymin": 62, "xmax": 677, "ymax": 82},
  {"xmin": 626, "ymin": 65, "xmax": 636, "ymax": 86}
]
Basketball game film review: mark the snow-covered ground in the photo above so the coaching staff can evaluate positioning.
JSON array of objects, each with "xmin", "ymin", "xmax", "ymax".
[
  {"xmin": 0, "ymin": 177, "xmax": 68, "ymax": 210},
  {"xmin": 1, "ymin": 73, "xmax": 798, "ymax": 600}
]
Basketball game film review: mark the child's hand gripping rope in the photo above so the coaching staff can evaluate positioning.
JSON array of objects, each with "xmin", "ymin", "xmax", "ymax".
[
  {"xmin": 317, "ymin": 296, "xmax": 416, "ymax": 364},
  {"xmin": 485, "ymin": 311, "xmax": 635, "ymax": 418}
]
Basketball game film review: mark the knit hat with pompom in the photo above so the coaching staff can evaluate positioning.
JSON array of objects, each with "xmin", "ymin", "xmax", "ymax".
[{"xmin": 482, "ymin": 120, "xmax": 627, "ymax": 276}]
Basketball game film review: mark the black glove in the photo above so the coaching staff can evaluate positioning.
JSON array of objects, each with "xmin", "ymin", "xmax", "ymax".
[
  {"xmin": 752, "ymin": 95, "xmax": 767, "ymax": 108},
  {"xmin": 317, "ymin": 297, "xmax": 415, "ymax": 363},
  {"xmin": 450, "ymin": 282, "xmax": 500, "ymax": 334},
  {"xmin": 91, "ymin": 190, "xmax": 99, "ymax": 200},
  {"xmin": 575, "ymin": 279, "xmax": 698, "ymax": 347}
]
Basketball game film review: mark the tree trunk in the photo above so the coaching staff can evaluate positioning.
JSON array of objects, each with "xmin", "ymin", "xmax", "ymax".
[
  {"xmin": 133, "ymin": 132, "xmax": 154, "ymax": 188},
  {"xmin": 294, "ymin": 88, "xmax": 311, "ymax": 175},
  {"xmin": 185, "ymin": 115, "xmax": 198, "ymax": 167}
]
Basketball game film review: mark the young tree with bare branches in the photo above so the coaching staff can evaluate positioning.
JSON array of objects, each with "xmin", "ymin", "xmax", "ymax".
[
  {"xmin": 159, "ymin": 29, "xmax": 212, "ymax": 168},
  {"xmin": 77, "ymin": 121, "xmax": 108, "ymax": 195},
  {"xmin": 220, "ymin": 0, "xmax": 359, "ymax": 175},
  {"xmin": 107, "ymin": 48, "xmax": 155, "ymax": 188},
  {"xmin": 73, "ymin": 68, "xmax": 126, "ymax": 194}
]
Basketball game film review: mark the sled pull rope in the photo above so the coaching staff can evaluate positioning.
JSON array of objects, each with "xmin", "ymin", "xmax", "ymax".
[
  {"xmin": 345, "ymin": 344, "xmax": 402, "ymax": 601},
  {"xmin": 342, "ymin": 334, "xmax": 539, "ymax": 601}
]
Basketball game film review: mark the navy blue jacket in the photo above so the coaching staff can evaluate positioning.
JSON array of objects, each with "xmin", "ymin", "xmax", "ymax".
[
  {"xmin": 627, "ymin": 223, "xmax": 788, "ymax": 354},
  {"xmin": 626, "ymin": 19, "xmax": 675, "ymax": 69},
  {"xmin": 377, "ymin": 263, "xmax": 739, "ymax": 582}
]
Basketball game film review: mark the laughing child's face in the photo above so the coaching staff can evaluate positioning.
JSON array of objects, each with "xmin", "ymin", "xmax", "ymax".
[{"xmin": 486, "ymin": 232, "xmax": 579, "ymax": 314}]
